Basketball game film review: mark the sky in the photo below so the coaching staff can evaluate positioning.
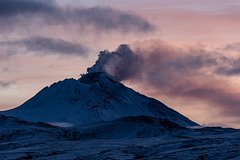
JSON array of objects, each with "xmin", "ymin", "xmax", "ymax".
[{"xmin": 1, "ymin": 0, "xmax": 240, "ymax": 128}]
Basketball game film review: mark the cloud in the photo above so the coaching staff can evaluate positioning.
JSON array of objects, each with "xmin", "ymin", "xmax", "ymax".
[
  {"xmin": 215, "ymin": 64, "xmax": 240, "ymax": 76},
  {"xmin": 222, "ymin": 43, "xmax": 240, "ymax": 52},
  {"xmin": 213, "ymin": 56, "xmax": 240, "ymax": 77},
  {"xmin": 0, "ymin": 0, "xmax": 154, "ymax": 33},
  {"xmin": 20, "ymin": 37, "xmax": 88, "ymax": 56},
  {"xmin": 0, "ymin": 36, "xmax": 88, "ymax": 57},
  {"xmin": 0, "ymin": 1, "xmax": 154, "ymax": 60},
  {"xmin": 179, "ymin": 85, "xmax": 240, "ymax": 117},
  {"xmin": 88, "ymin": 41, "xmax": 240, "ymax": 122},
  {"xmin": 0, "ymin": 0, "xmax": 55, "ymax": 17},
  {"xmin": 71, "ymin": 7, "xmax": 154, "ymax": 33},
  {"xmin": 0, "ymin": 81, "xmax": 11, "ymax": 88}
]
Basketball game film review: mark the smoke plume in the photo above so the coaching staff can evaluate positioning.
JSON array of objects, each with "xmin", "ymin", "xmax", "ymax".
[
  {"xmin": 87, "ymin": 44, "xmax": 143, "ymax": 81},
  {"xmin": 87, "ymin": 42, "xmax": 240, "ymax": 125}
]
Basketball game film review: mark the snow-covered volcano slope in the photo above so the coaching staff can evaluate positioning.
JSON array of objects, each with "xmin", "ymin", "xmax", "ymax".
[{"xmin": 1, "ymin": 72, "xmax": 197, "ymax": 127}]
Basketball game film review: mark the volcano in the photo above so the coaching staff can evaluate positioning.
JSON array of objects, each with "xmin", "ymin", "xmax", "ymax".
[
  {"xmin": 1, "ymin": 72, "xmax": 240, "ymax": 160},
  {"xmin": 2, "ymin": 72, "xmax": 197, "ymax": 127}
]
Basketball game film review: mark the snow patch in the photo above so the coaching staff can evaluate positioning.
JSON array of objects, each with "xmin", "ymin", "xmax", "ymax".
[{"xmin": 48, "ymin": 122, "xmax": 74, "ymax": 128}]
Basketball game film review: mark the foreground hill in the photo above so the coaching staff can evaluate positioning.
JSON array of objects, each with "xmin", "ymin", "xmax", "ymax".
[{"xmin": 0, "ymin": 114, "xmax": 240, "ymax": 160}]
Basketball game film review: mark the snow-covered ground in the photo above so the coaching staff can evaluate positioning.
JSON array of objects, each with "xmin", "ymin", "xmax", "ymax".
[
  {"xmin": 1, "ymin": 114, "xmax": 240, "ymax": 160},
  {"xmin": 2, "ymin": 137, "xmax": 240, "ymax": 160}
]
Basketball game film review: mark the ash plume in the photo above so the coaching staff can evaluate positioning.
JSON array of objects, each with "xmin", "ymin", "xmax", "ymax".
[
  {"xmin": 87, "ymin": 42, "xmax": 240, "ymax": 124},
  {"xmin": 87, "ymin": 44, "xmax": 143, "ymax": 81}
]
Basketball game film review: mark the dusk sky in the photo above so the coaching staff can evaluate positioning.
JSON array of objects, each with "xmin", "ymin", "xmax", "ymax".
[{"xmin": 1, "ymin": 0, "xmax": 240, "ymax": 128}]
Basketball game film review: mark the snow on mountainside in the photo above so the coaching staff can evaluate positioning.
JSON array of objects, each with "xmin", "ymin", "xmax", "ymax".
[
  {"xmin": 1, "ymin": 72, "xmax": 197, "ymax": 127},
  {"xmin": 1, "ymin": 113, "xmax": 240, "ymax": 160}
]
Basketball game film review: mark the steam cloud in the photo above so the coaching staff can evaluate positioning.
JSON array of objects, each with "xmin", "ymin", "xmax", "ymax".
[
  {"xmin": 88, "ymin": 42, "xmax": 240, "ymax": 123},
  {"xmin": 87, "ymin": 44, "xmax": 143, "ymax": 81},
  {"xmin": 88, "ymin": 42, "xmax": 221, "ymax": 82}
]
